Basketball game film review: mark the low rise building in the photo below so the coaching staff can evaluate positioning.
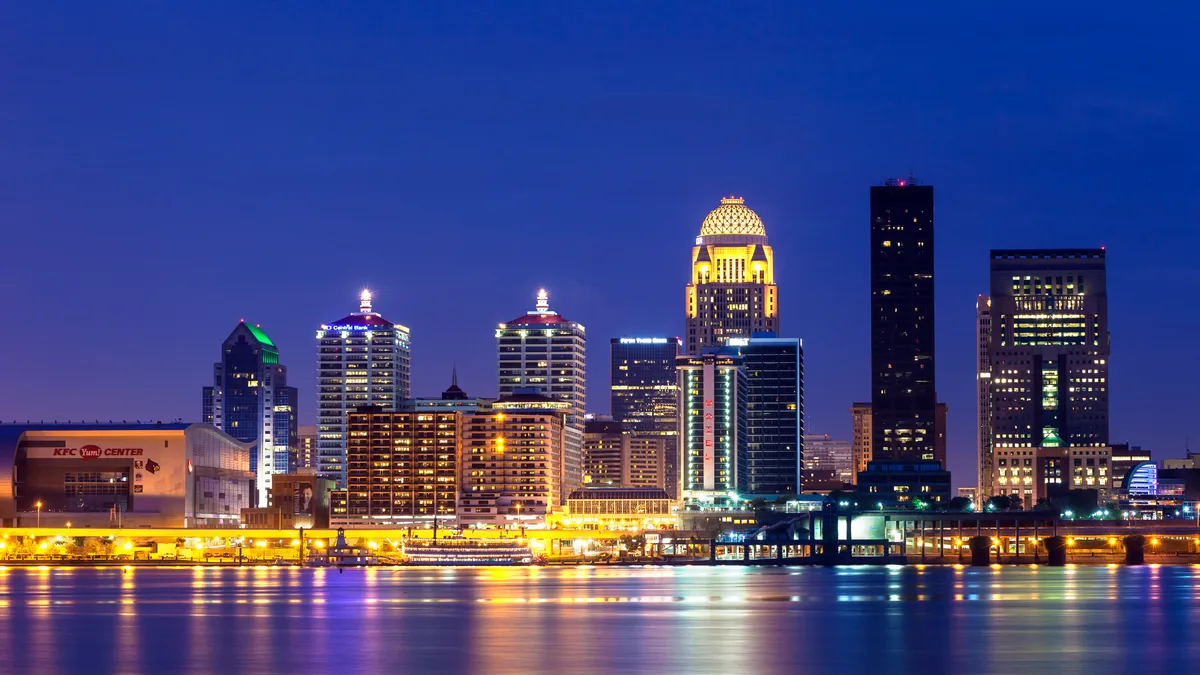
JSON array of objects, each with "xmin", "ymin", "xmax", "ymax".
[
  {"xmin": 856, "ymin": 460, "xmax": 951, "ymax": 507},
  {"xmin": 993, "ymin": 446, "xmax": 1115, "ymax": 508},
  {"xmin": 582, "ymin": 418, "xmax": 666, "ymax": 489},
  {"xmin": 0, "ymin": 423, "xmax": 253, "ymax": 528},
  {"xmin": 558, "ymin": 487, "xmax": 674, "ymax": 530}
]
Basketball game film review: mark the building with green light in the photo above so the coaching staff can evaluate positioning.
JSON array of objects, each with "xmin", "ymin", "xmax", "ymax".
[{"xmin": 202, "ymin": 320, "xmax": 298, "ymax": 505}]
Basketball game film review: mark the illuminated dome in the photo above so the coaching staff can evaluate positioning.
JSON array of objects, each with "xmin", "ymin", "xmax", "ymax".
[{"xmin": 699, "ymin": 197, "xmax": 766, "ymax": 239}]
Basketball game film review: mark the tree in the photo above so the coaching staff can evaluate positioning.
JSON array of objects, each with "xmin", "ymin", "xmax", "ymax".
[
  {"xmin": 986, "ymin": 495, "xmax": 1013, "ymax": 512},
  {"xmin": 1033, "ymin": 498, "xmax": 1054, "ymax": 512},
  {"xmin": 946, "ymin": 496, "xmax": 972, "ymax": 512}
]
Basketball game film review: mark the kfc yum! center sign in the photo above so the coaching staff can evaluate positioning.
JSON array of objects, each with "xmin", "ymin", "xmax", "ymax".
[{"xmin": 50, "ymin": 445, "xmax": 146, "ymax": 460}]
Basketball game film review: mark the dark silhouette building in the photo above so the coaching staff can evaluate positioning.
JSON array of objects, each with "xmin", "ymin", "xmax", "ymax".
[{"xmin": 869, "ymin": 179, "xmax": 936, "ymax": 463}]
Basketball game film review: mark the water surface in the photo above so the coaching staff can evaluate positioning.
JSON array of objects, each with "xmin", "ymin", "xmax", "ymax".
[{"xmin": 1, "ymin": 564, "xmax": 1196, "ymax": 674}]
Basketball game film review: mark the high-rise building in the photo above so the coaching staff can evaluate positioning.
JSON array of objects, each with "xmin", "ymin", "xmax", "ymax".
[
  {"xmin": 685, "ymin": 197, "xmax": 778, "ymax": 355},
  {"xmin": 297, "ymin": 425, "xmax": 317, "ymax": 469},
  {"xmin": 736, "ymin": 334, "xmax": 803, "ymax": 497},
  {"xmin": 610, "ymin": 337, "xmax": 680, "ymax": 496},
  {"xmin": 582, "ymin": 418, "xmax": 666, "ymax": 489},
  {"xmin": 870, "ymin": 179, "xmax": 936, "ymax": 463},
  {"xmin": 977, "ymin": 295, "xmax": 994, "ymax": 496},
  {"xmin": 202, "ymin": 321, "xmax": 297, "ymax": 504},
  {"xmin": 496, "ymin": 289, "xmax": 586, "ymax": 501},
  {"xmin": 850, "ymin": 402, "xmax": 873, "ymax": 480},
  {"xmin": 986, "ymin": 249, "xmax": 1109, "ymax": 501},
  {"xmin": 341, "ymin": 406, "xmax": 460, "ymax": 528},
  {"xmin": 457, "ymin": 392, "xmax": 569, "ymax": 528},
  {"xmin": 677, "ymin": 351, "xmax": 748, "ymax": 506},
  {"xmin": 316, "ymin": 290, "xmax": 412, "ymax": 487},
  {"xmin": 803, "ymin": 434, "xmax": 853, "ymax": 491}
]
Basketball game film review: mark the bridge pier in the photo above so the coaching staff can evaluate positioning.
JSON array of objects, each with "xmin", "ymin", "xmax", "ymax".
[
  {"xmin": 968, "ymin": 536, "xmax": 991, "ymax": 566},
  {"xmin": 1045, "ymin": 536, "xmax": 1067, "ymax": 566},
  {"xmin": 1124, "ymin": 535, "xmax": 1145, "ymax": 565}
]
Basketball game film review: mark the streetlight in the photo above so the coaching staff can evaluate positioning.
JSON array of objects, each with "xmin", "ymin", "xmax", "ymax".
[{"xmin": 35, "ymin": 500, "xmax": 42, "ymax": 528}]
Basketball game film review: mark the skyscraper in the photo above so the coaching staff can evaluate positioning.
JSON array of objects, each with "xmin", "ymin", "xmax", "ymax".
[
  {"xmin": 610, "ymin": 337, "xmax": 680, "ymax": 495},
  {"xmin": 986, "ymin": 249, "xmax": 1109, "ymax": 499},
  {"xmin": 685, "ymin": 197, "xmax": 778, "ymax": 355},
  {"xmin": 496, "ymin": 289, "xmax": 586, "ymax": 500},
  {"xmin": 736, "ymin": 334, "xmax": 803, "ymax": 497},
  {"xmin": 803, "ymin": 434, "xmax": 854, "ymax": 490},
  {"xmin": 976, "ymin": 295, "xmax": 993, "ymax": 495},
  {"xmin": 870, "ymin": 179, "xmax": 936, "ymax": 463},
  {"xmin": 316, "ymin": 290, "xmax": 412, "ymax": 487},
  {"xmin": 677, "ymin": 351, "xmax": 747, "ymax": 506},
  {"xmin": 202, "ymin": 320, "xmax": 297, "ymax": 504}
]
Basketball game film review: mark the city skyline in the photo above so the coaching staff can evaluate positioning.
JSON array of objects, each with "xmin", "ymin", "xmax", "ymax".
[{"xmin": 3, "ymin": 4, "xmax": 1198, "ymax": 492}]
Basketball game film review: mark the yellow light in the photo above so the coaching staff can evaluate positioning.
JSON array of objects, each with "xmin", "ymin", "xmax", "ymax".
[
  {"xmin": 256, "ymin": 541, "xmax": 267, "ymax": 548},
  {"xmin": 1067, "ymin": 538, "xmax": 1075, "ymax": 546},
  {"xmin": 991, "ymin": 537, "xmax": 1000, "ymax": 545},
  {"xmin": 315, "ymin": 541, "xmax": 325, "ymax": 549},
  {"xmin": 1107, "ymin": 538, "xmax": 1117, "ymax": 546},
  {"xmin": 35, "ymin": 501, "xmax": 42, "ymax": 509},
  {"xmin": 291, "ymin": 539, "xmax": 301, "ymax": 547},
  {"xmin": 38, "ymin": 543, "xmax": 47, "ymax": 550},
  {"xmin": 0, "ymin": 542, "xmax": 5, "ymax": 550},
  {"xmin": 368, "ymin": 541, "xmax": 379, "ymax": 549},
  {"xmin": 1151, "ymin": 538, "xmax": 1160, "ymax": 546},
  {"xmin": 495, "ymin": 413, "xmax": 505, "ymax": 423},
  {"xmin": 123, "ymin": 541, "xmax": 133, "ymax": 550}
]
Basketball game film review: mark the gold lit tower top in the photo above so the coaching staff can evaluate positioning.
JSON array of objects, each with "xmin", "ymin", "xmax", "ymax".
[{"xmin": 685, "ymin": 196, "xmax": 778, "ymax": 354}]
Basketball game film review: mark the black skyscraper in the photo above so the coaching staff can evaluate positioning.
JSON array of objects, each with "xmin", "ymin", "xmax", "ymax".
[{"xmin": 870, "ymin": 179, "xmax": 936, "ymax": 463}]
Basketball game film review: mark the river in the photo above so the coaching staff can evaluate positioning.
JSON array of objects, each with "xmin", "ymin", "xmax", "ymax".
[{"xmin": 0, "ymin": 564, "xmax": 1196, "ymax": 674}]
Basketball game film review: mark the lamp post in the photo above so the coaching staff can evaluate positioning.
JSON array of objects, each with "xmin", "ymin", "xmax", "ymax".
[
  {"xmin": 35, "ymin": 500, "xmax": 42, "ymax": 528},
  {"xmin": 515, "ymin": 502, "xmax": 524, "ymax": 538}
]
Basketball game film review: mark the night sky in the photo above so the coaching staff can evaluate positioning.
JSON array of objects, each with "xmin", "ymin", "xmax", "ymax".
[{"xmin": 3, "ymin": 2, "xmax": 1198, "ymax": 488}]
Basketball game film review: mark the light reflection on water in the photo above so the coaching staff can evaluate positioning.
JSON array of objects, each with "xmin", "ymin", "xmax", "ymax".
[{"xmin": 0, "ymin": 565, "xmax": 1198, "ymax": 674}]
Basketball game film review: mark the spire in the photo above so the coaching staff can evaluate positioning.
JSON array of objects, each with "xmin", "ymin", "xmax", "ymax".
[
  {"xmin": 535, "ymin": 288, "xmax": 550, "ymax": 313},
  {"xmin": 443, "ymin": 362, "xmax": 467, "ymax": 400},
  {"xmin": 359, "ymin": 289, "xmax": 373, "ymax": 314}
]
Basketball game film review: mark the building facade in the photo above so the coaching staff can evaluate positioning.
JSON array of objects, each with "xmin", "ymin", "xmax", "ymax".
[
  {"xmin": 934, "ymin": 402, "xmax": 948, "ymax": 468},
  {"xmin": 804, "ymin": 434, "xmax": 854, "ymax": 487},
  {"xmin": 297, "ymin": 425, "xmax": 317, "ymax": 469},
  {"xmin": 0, "ymin": 423, "xmax": 253, "ymax": 527},
  {"xmin": 857, "ymin": 460, "xmax": 951, "ymax": 507},
  {"xmin": 685, "ymin": 197, "xmax": 778, "ymax": 355},
  {"xmin": 316, "ymin": 290, "xmax": 412, "ymax": 487},
  {"xmin": 977, "ymin": 295, "xmax": 994, "ymax": 496},
  {"xmin": 987, "ymin": 250, "xmax": 1109, "ymax": 462},
  {"xmin": 870, "ymin": 180, "xmax": 936, "ymax": 463},
  {"xmin": 850, "ymin": 402, "xmax": 873, "ymax": 480},
  {"xmin": 202, "ymin": 321, "xmax": 297, "ymax": 504},
  {"xmin": 610, "ymin": 337, "xmax": 680, "ymax": 496},
  {"xmin": 736, "ymin": 334, "xmax": 803, "ymax": 497},
  {"xmin": 993, "ymin": 446, "xmax": 1115, "ymax": 508},
  {"xmin": 582, "ymin": 419, "xmax": 666, "ymax": 490},
  {"xmin": 677, "ymin": 352, "xmax": 748, "ymax": 506},
  {"xmin": 340, "ymin": 407, "xmax": 460, "ymax": 528},
  {"xmin": 496, "ymin": 289, "xmax": 586, "ymax": 502},
  {"xmin": 457, "ymin": 392, "xmax": 570, "ymax": 528}
]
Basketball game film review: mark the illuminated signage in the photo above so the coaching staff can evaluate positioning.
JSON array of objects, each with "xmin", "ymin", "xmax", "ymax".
[
  {"xmin": 51, "ymin": 446, "xmax": 145, "ymax": 460},
  {"xmin": 703, "ymin": 361, "xmax": 715, "ymax": 491},
  {"xmin": 726, "ymin": 337, "xmax": 750, "ymax": 347},
  {"xmin": 320, "ymin": 324, "xmax": 374, "ymax": 332},
  {"xmin": 619, "ymin": 337, "xmax": 669, "ymax": 345}
]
